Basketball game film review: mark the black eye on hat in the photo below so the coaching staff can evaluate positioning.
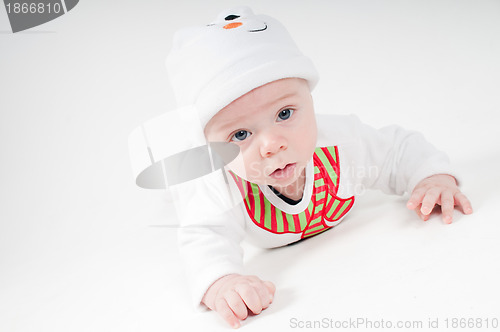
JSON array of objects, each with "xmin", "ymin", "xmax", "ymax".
[{"xmin": 225, "ymin": 15, "xmax": 240, "ymax": 21}]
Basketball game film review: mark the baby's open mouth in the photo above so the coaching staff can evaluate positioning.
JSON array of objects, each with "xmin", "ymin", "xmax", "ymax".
[{"xmin": 269, "ymin": 163, "xmax": 296, "ymax": 180}]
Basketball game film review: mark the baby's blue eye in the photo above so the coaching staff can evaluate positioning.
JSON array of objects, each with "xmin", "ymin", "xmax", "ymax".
[
  {"xmin": 231, "ymin": 130, "xmax": 250, "ymax": 142},
  {"xmin": 278, "ymin": 109, "xmax": 293, "ymax": 121}
]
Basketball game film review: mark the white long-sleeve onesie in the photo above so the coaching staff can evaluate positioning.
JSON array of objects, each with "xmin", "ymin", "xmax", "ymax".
[{"xmin": 171, "ymin": 113, "xmax": 454, "ymax": 311}]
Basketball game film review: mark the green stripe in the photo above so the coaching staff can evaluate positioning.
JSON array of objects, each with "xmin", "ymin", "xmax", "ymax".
[
  {"xmin": 330, "ymin": 170, "xmax": 338, "ymax": 186},
  {"xmin": 315, "ymin": 190, "xmax": 326, "ymax": 202},
  {"xmin": 333, "ymin": 199, "xmax": 352, "ymax": 219},
  {"xmin": 323, "ymin": 192, "xmax": 331, "ymax": 206},
  {"xmin": 314, "ymin": 201, "xmax": 324, "ymax": 213},
  {"xmin": 298, "ymin": 209, "xmax": 308, "ymax": 228},
  {"xmin": 263, "ymin": 197, "xmax": 272, "ymax": 229},
  {"xmin": 318, "ymin": 150, "xmax": 338, "ymax": 185},
  {"xmin": 326, "ymin": 200, "xmax": 340, "ymax": 219},
  {"xmin": 276, "ymin": 208, "xmax": 284, "ymax": 232},
  {"xmin": 305, "ymin": 224, "xmax": 324, "ymax": 234},
  {"xmin": 303, "ymin": 216, "xmax": 326, "ymax": 235},
  {"xmin": 316, "ymin": 148, "xmax": 330, "ymax": 171},
  {"xmin": 327, "ymin": 147, "xmax": 338, "ymax": 184},
  {"xmin": 285, "ymin": 213, "xmax": 296, "ymax": 232},
  {"xmin": 251, "ymin": 183, "xmax": 261, "ymax": 223},
  {"xmin": 307, "ymin": 216, "xmax": 322, "ymax": 228},
  {"xmin": 314, "ymin": 178, "xmax": 325, "ymax": 188},
  {"xmin": 316, "ymin": 147, "xmax": 338, "ymax": 185}
]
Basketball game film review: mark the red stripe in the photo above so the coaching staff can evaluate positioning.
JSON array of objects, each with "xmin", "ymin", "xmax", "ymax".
[
  {"xmin": 324, "ymin": 195, "xmax": 335, "ymax": 216},
  {"xmin": 315, "ymin": 198, "xmax": 326, "ymax": 206},
  {"xmin": 322, "ymin": 147, "xmax": 338, "ymax": 175},
  {"xmin": 247, "ymin": 182, "xmax": 255, "ymax": 216},
  {"xmin": 313, "ymin": 185, "xmax": 327, "ymax": 194},
  {"xmin": 313, "ymin": 153, "xmax": 321, "ymax": 164},
  {"xmin": 271, "ymin": 205, "xmax": 277, "ymax": 232},
  {"xmin": 308, "ymin": 221, "xmax": 323, "ymax": 229},
  {"xmin": 282, "ymin": 210, "xmax": 289, "ymax": 232},
  {"xmin": 318, "ymin": 164, "xmax": 335, "ymax": 192},
  {"xmin": 313, "ymin": 155, "xmax": 322, "ymax": 173},
  {"xmin": 282, "ymin": 211, "xmax": 289, "ymax": 231},
  {"xmin": 259, "ymin": 190, "xmax": 266, "ymax": 225},
  {"xmin": 312, "ymin": 211, "xmax": 323, "ymax": 219},
  {"xmin": 293, "ymin": 214, "xmax": 301, "ymax": 232}
]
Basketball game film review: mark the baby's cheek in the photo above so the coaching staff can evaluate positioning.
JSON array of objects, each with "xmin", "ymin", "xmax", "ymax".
[
  {"xmin": 226, "ymin": 153, "xmax": 248, "ymax": 179},
  {"xmin": 226, "ymin": 153, "xmax": 266, "ymax": 183}
]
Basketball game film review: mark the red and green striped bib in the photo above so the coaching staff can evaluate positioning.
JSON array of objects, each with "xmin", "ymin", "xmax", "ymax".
[{"xmin": 229, "ymin": 146, "xmax": 354, "ymax": 239}]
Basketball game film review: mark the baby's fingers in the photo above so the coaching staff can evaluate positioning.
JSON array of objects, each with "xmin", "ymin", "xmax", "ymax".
[
  {"xmin": 414, "ymin": 204, "xmax": 429, "ymax": 221},
  {"xmin": 407, "ymin": 189, "xmax": 426, "ymax": 210},
  {"xmin": 250, "ymin": 281, "xmax": 274, "ymax": 309},
  {"xmin": 455, "ymin": 192, "xmax": 473, "ymax": 215},
  {"xmin": 235, "ymin": 284, "xmax": 263, "ymax": 315},
  {"xmin": 264, "ymin": 281, "xmax": 276, "ymax": 298},
  {"xmin": 226, "ymin": 290, "xmax": 249, "ymax": 321},
  {"xmin": 440, "ymin": 191, "xmax": 455, "ymax": 224},
  {"xmin": 215, "ymin": 296, "xmax": 241, "ymax": 329},
  {"xmin": 420, "ymin": 189, "xmax": 440, "ymax": 216}
]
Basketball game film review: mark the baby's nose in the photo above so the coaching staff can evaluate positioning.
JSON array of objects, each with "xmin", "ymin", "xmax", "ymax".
[{"xmin": 260, "ymin": 133, "xmax": 287, "ymax": 158}]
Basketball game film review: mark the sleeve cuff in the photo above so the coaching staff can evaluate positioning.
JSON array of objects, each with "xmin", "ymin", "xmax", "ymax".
[{"xmin": 407, "ymin": 154, "xmax": 460, "ymax": 194}]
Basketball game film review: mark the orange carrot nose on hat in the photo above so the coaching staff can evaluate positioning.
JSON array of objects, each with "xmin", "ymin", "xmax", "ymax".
[
  {"xmin": 165, "ymin": 6, "xmax": 319, "ymax": 129},
  {"xmin": 223, "ymin": 22, "xmax": 242, "ymax": 29}
]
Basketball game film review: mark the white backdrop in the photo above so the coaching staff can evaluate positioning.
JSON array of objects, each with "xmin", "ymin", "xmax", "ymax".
[{"xmin": 1, "ymin": 1, "xmax": 499, "ymax": 331}]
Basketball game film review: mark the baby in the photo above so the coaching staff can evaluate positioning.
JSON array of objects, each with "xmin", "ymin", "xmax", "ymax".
[{"xmin": 130, "ymin": 6, "xmax": 473, "ymax": 329}]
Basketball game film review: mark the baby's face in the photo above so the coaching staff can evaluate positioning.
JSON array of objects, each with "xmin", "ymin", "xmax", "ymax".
[{"xmin": 204, "ymin": 78, "xmax": 317, "ymax": 192}]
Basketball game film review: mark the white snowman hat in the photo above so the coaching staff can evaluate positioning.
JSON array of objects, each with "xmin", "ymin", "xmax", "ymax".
[
  {"xmin": 167, "ymin": 6, "xmax": 319, "ymax": 129},
  {"xmin": 129, "ymin": 7, "xmax": 319, "ymax": 189}
]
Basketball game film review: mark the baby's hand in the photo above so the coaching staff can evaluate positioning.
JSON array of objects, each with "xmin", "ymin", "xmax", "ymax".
[
  {"xmin": 406, "ymin": 174, "xmax": 473, "ymax": 224},
  {"xmin": 201, "ymin": 274, "xmax": 275, "ymax": 329}
]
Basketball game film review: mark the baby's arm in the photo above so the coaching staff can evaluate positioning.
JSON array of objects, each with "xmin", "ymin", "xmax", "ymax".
[
  {"xmin": 172, "ymin": 168, "xmax": 275, "ymax": 328},
  {"xmin": 202, "ymin": 274, "xmax": 275, "ymax": 329},
  {"xmin": 318, "ymin": 114, "xmax": 473, "ymax": 222},
  {"xmin": 406, "ymin": 174, "xmax": 473, "ymax": 223}
]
